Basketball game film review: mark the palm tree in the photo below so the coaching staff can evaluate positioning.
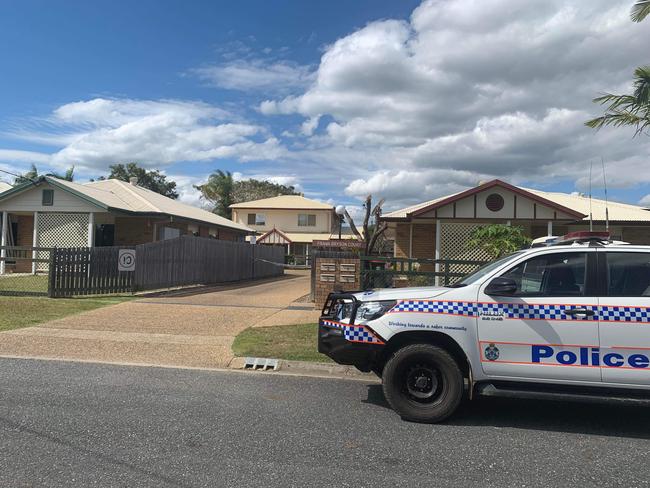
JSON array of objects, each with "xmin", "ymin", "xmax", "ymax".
[
  {"xmin": 14, "ymin": 164, "xmax": 75, "ymax": 184},
  {"xmin": 194, "ymin": 170, "xmax": 235, "ymax": 218},
  {"xmin": 585, "ymin": 1, "xmax": 650, "ymax": 135}
]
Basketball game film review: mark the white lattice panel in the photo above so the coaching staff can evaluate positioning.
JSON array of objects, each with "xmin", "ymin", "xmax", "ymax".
[
  {"xmin": 439, "ymin": 223, "xmax": 491, "ymax": 276},
  {"xmin": 36, "ymin": 213, "xmax": 89, "ymax": 270}
]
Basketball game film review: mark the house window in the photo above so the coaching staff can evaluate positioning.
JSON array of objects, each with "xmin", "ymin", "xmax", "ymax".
[
  {"xmin": 298, "ymin": 214, "xmax": 316, "ymax": 227},
  {"xmin": 247, "ymin": 213, "xmax": 266, "ymax": 225},
  {"xmin": 42, "ymin": 189, "xmax": 54, "ymax": 206}
]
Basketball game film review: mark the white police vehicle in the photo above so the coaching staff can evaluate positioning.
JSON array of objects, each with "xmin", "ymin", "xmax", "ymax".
[{"xmin": 318, "ymin": 231, "xmax": 650, "ymax": 423}]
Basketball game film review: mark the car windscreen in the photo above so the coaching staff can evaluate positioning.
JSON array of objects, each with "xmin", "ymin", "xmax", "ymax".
[{"xmin": 450, "ymin": 251, "xmax": 526, "ymax": 287}]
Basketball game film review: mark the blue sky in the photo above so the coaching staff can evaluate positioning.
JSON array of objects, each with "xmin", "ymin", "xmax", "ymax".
[{"xmin": 1, "ymin": 0, "xmax": 649, "ymax": 215}]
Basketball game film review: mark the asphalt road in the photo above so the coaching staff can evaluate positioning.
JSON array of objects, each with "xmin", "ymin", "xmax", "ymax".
[{"xmin": 1, "ymin": 358, "xmax": 649, "ymax": 488}]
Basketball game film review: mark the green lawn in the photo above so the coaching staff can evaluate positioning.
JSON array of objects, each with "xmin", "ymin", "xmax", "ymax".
[
  {"xmin": 0, "ymin": 274, "xmax": 49, "ymax": 294},
  {"xmin": 0, "ymin": 296, "xmax": 131, "ymax": 332},
  {"xmin": 232, "ymin": 323, "xmax": 332, "ymax": 363}
]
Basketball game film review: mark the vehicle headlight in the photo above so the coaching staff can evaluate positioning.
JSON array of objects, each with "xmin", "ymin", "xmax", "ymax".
[{"xmin": 355, "ymin": 300, "xmax": 397, "ymax": 323}]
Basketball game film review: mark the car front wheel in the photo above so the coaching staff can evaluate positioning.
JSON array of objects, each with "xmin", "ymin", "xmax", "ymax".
[{"xmin": 382, "ymin": 344, "xmax": 464, "ymax": 423}]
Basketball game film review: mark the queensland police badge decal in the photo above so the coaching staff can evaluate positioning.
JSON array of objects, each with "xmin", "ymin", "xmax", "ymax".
[{"xmin": 484, "ymin": 343, "xmax": 500, "ymax": 361}]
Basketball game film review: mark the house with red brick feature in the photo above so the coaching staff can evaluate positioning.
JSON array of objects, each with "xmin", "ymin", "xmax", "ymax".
[
  {"xmin": 382, "ymin": 179, "xmax": 650, "ymax": 269},
  {"xmin": 0, "ymin": 176, "xmax": 253, "ymax": 273}
]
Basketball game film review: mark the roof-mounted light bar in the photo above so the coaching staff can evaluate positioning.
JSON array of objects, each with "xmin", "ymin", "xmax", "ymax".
[{"xmin": 553, "ymin": 231, "xmax": 611, "ymax": 246}]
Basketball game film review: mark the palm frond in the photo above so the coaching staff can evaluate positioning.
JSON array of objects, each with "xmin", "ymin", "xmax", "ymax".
[
  {"xmin": 631, "ymin": 0, "xmax": 650, "ymax": 22},
  {"xmin": 633, "ymin": 66, "xmax": 650, "ymax": 103}
]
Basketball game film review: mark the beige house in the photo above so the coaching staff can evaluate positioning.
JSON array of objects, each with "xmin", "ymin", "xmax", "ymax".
[
  {"xmin": 0, "ymin": 176, "xmax": 252, "ymax": 273},
  {"xmin": 231, "ymin": 195, "xmax": 343, "ymax": 264},
  {"xmin": 383, "ymin": 179, "xmax": 650, "ymax": 272}
]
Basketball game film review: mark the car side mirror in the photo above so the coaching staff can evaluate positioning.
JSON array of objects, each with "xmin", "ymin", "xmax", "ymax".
[{"xmin": 485, "ymin": 277, "xmax": 518, "ymax": 296}]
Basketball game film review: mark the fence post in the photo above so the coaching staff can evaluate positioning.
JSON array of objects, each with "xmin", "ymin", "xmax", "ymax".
[{"xmin": 47, "ymin": 248, "xmax": 56, "ymax": 298}]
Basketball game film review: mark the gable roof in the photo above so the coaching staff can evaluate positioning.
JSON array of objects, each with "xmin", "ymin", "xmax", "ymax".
[
  {"xmin": 0, "ymin": 176, "xmax": 253, "ymax": 233},
  {"xmin": 383, "ymin": 180, "xmax": 585, "ymax": 221},
  {"xmin": 524, "ymin": 187, "xmax": 650, "ymax": 222},
  {"xmin": 230, "ymin": 194, "xmax": 333, "ymax": 210}
]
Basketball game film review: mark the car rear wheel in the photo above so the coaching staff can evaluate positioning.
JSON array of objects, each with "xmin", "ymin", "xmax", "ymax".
[{"xmin": 382, "ymin": 344, "xmax": 464, "ymax": 423}]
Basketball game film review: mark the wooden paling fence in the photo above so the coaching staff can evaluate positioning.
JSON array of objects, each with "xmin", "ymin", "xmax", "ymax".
[
  {"xmin": 49, "ymin": 246, "xmax": 135, "ymax": 297},
  {"xmin": 134, "ymin": 236, "xmax": 284, "ymax": 291},
  {"xmin": 47, "ymin": 236, "xmax": 285, "ymax": 297}
]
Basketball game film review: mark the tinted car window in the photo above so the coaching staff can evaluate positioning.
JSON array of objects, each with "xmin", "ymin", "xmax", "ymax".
[
  {"xmin": 500, "ymin": 252, "xmax": 587, "ymax": 297},
  {"xmin": 605, "ymin": 252, "xmax": 650, "ymax": 297}
]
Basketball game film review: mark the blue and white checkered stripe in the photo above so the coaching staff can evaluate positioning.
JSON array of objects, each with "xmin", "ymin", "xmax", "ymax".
[
  {"xmin": 389, "ymin": 300, "xmax": 650, "ymax": 323},
  {"xmin": 321, "ymin": 319, "xmax": 384, "ymax": 344},
  {"xmin": 600, "ymin": 306, "xmax": 650, "ymax": 323},
  {"xmin": 480, "ymin": 303, "xmax": 599, "ymax": 321},
  {"xmin": 391, "ymin": 300, "xmax": 476, "ymax": 317}
]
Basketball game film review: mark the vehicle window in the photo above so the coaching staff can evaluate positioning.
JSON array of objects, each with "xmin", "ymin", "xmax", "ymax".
[
  {"xmin": 605, "ymin": 252, "xmax": 650, "ymax": 297},
  {"xmin": 499, "ymin": 252, "xmax": 587, "ymax": 297},
  {"xmin": 453, "ymin": 251, "xmax": 525, "ymax": 286}
]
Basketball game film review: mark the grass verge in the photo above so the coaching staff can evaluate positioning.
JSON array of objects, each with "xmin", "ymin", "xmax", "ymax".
[
  {"xmin": 0, "ymin": 296, "xmax": 132, "ymax": 332},
  {"xmin": 232, "ymin": 323, "xmax": 332, "ymax": 363}
]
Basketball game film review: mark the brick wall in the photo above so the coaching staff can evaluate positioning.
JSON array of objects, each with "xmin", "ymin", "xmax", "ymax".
[
  {"xmin": 114, "ymin": 217, "xmax": 155, "ymax": 246},
  {"xmin": 313, "ymin": 256, "xmax": 360, "ymax": 308},
  {"xmin": 623, "ymin": 226, "xmax": 650, "ymax": 245},
  {"xmin": 216, "ymin": 228, "xmax": 244, "ymax": 242},
  {"xmin": 14, "ymin": 215, "xmax": 34, "ymax": 273}
]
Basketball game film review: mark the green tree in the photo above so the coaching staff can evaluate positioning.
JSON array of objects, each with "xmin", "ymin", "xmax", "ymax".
[
  {"xmin": 467, "ymin": 224, "xmax": 531, "ymax": 259},
  {"xmin": 14, "ymin": 164, "xmax": 75, "ymax": 184},
  {"xmin": 103, "ymin": 163, "xmax": 178, "ymax": 199},
  {"xmin": 195, "ymin": 170, "xmax": 299, "ymax": 218},
  {"xmin": 194, "ymin": 170, "xmax": 235, "ymax": 218},
  {"xmin": 586, "ymin": 1, "xmax": 650, "ymax": 135},
  {"xmin": 232, "ymin": 178, "xmax": 299, "ymax": 204}
]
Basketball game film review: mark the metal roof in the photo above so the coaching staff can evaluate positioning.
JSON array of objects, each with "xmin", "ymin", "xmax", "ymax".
[
  {"xmin": 0, "ymin": 176, "xmax": 253, "ymax": 233},
  {"xmin": 230, "ymin": 194, "xmax": 333, "ymax": 210},
  {"xmin": 384, "ymin": 180, "xmax": 650, "ymax": 222}
]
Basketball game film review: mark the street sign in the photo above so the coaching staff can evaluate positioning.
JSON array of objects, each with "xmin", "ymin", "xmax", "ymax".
[{"xmin": 118, "ymin": 249, "xmax": 136, "ymax": 272}]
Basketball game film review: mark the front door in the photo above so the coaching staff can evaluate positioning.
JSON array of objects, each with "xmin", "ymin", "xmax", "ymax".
[
  {"xmin": 599, "ymin": 250, "xmax": 650, "ymax": 385},
  {"xmin": 477, "ymin": 249, "xmax": 601, "ymax": 382}
]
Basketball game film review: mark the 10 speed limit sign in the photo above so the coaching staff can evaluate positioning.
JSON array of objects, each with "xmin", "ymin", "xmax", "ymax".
[{"xmin": 118, "ymin": 249, "xmax": 136, "ymax": 272}]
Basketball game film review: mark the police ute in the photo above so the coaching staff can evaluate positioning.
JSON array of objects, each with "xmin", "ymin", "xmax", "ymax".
[{"xmin": 318, "ymin": 231, "xmax": 650, "ymax": 423}]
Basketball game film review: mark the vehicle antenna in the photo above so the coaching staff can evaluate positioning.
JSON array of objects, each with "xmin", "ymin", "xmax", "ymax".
[
  {"xmin": 601, "ymin": 157, "xmax": 609, "ymax": 232},
  {"xmin": 588, "ymin": 160, "xmax": 593, "ymax": 231}
]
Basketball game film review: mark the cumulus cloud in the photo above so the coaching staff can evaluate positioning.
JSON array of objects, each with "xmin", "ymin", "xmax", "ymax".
[
  {"xmin": 4, "ymin": 98, "xmax": 286, "ymax": 173},
  {"xmin": 262, "ymin": 0, "xmax": 650, "ymax": 209},
  {"xmin": 193, "ymin": 59, "xmax": 315, "ymax": 94}
]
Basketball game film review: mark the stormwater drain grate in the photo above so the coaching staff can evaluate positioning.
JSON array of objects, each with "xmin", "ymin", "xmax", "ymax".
[{"xmin": 244, "ymin": 357, "xmax": 279, "ymax": 371}]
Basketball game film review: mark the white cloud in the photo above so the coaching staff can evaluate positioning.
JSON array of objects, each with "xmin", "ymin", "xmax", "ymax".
[
  {"xmin": 0, "ymin": 149, "xmax": 50, "ymax": 164},
  {"xmin": 261, "ymin": 0, "xmax": 650, "ymax": 210},
  {"xmin": 193, "ymin": 59, "xmax": 315, "ymax": 93},
  {"xmin": 640, "ymin": 194, "xmax": 650, "ymax": 208},
  {"xmin": 2, "ymin": 98, "xmax": 287, "ymax": 174}
]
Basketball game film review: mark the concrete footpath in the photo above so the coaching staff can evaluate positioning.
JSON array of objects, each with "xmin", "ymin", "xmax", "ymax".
[{"xmin": 0, "ymin": 271, "xmax": 320, "ymax": 369}]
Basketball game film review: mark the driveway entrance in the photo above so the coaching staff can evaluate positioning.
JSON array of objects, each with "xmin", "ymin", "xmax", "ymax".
[{"xmin": 0, "ymin": 271, "xmax": 318, "ymax": 369}]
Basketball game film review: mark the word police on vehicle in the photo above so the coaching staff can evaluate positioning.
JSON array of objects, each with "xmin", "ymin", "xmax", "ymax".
[{"xmin": 319, "ymin": 232, "xmax": 650, "ymax": 423}]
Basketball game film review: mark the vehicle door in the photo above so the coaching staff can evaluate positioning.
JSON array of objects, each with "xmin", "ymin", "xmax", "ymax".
[
  {"xmin": 477, "ymin": 249, "xmax": 601, "ymax": 382},
  {"xmin": 598, "ymin": 250, "xmax": 650, "ymax": 385}
]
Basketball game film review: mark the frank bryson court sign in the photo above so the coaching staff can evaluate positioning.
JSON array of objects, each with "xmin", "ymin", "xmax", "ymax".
[
  {"xmin": 312, "ymin": 240, "xmax": 364, "ymax": 249},
  {"xmin": 118, "ymin": 249, "xmax": 136, "ymax": 272}
]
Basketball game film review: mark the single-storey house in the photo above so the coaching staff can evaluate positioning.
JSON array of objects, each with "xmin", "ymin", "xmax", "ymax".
[
  {"xmin": 382, "ymin": 179, "xmax": 650, "ymax": 272},
  {"xmin": 0, "ymin": 176, "xmax": 253, "ymax": 273}
]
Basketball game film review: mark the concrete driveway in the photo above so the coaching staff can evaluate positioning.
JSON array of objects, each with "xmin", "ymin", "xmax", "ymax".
[{"xmin": 0, "ymin": 271, "xmax": 319, "ymax": 369}]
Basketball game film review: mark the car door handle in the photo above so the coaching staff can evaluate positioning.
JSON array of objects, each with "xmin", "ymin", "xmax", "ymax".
[{"xmin": 565, "ymin": 308, "xmax": 595, "ymax": 317}]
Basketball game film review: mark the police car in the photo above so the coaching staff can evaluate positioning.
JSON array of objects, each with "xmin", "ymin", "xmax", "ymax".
[{"xmin": 318, "ymin": 231, "xmax": 650, "ymax": 423}]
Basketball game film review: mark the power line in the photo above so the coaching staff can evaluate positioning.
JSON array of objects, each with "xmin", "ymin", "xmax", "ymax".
[{"xmin": 0, "ymin": 167, "xmax": 38, "ymax": 184}]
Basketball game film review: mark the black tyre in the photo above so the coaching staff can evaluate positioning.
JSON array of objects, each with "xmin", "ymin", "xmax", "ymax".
[{"xmin": 382, "ymin": 344, "xmax": 464, "ymax": 423}]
